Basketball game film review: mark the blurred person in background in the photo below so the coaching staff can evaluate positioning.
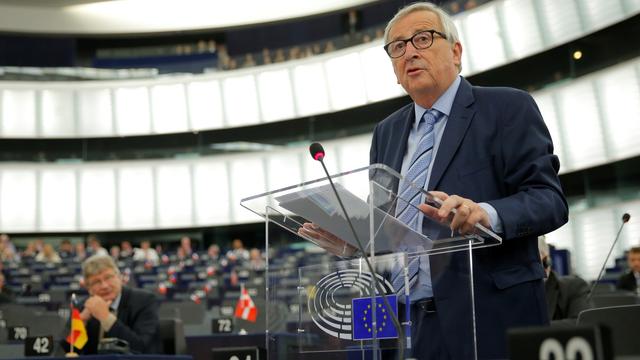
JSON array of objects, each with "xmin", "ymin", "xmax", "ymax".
[
  {"xmin": 324, "ymin": 40, "xmax": 336, "ymax": 52},
  {"xmin": 539, "ymin": 236, "xmax": 591, "ymax": 326},
  {"xmin": 155, "ymin": 244, "xmax": 164, "ymax": 257},
  {"xmin": 179, "ymin": 236, "xmax": 193, "ymax": 256},
  {"xmin": 248, "ymin": 248, "xmax": 265, "ymax": 271},
  {"xmin": 110, "ymin": 245, "xmax": 121, "ymax": 259},
  {"xmin": 62, "ymin": 255, "xmax": 160, "ymax": 354},
  {"xmin": 274, "ymin": 49, "xmax": 285, "ymax": 62},
  {"xmin": 345, "ymin": 9, "xmax": 361, "ymax": 35},
  {"xmin": 176, "ymin": 246, "xmax": 188, "ymax": 261},
  {"xmin": 243, "ymin": 53, "xmax": 256, "ymax": 67},
  {"xmin": 35, "ymin": 243, "xmax": 62, "ymax": 264},
  {"xmin": 34, "ymin": 238, "xmax": 45, "ymax": 253},
  {"xmin": 464, "ymin": 0, "xmax": 478, "ymax": 10},
  {"xmin": 3, "ymin": 248, "xmax": 20, "ymax": 262},
  {"xmin": 0, "ymin": 272, "xmax": 14, "ymax": 304},
  {"xmin": 261, "ymin": 48, "xmax": 272, "ymax": 64},
  {"xmin": 206, "ymin": 244, "xmax": 221, "ymax": 262},
  {"xmin": 87, "ymin": 235, "xmax": 108, "ymax": 256},
  {"xmin": 120, "ymin": 241, "xmax": 134, "ymax": 258},
  {"xmin": 133, "ymin": 240, "xmax": 159, "ymax": 265},
  {"xmin": 617, "ymin": 246, "xmax": 640, "ymax": 294},
  {"xmin": 0, "ymin": 242, "xmax": 19, "ymax": 263},
  {"xmin": 226, "ymin": 238, "xmax": 249, "ymax": 264},
  {"xmin": 59, "ymin": 239, "xmax": 75, "ymax": 259},
  {"xmin": 0, "ymin": 234, "xmax": 17, "ymax": 255},
  {"xmin": 75, "ymin": 242, "xmax": 88, "ymax": 261},
  {"xmin": 21, "ymin": 241, "xmax": 39, "ymax": 259}
]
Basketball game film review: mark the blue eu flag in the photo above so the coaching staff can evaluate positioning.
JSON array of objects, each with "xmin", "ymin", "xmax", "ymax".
[{"xmin": 352, "ymin": 294, "xmax": 398, "ymax": 340}]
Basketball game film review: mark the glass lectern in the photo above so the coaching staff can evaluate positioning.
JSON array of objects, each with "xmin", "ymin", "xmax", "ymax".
[{"xmin": 241, "ymin": 164, "xmax": 501, "ymax": 359}]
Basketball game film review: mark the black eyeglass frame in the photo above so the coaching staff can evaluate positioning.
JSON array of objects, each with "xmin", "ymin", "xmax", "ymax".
[{"xmin": 383, "ymin": 29, "xmax": 448, "ymax": 58}]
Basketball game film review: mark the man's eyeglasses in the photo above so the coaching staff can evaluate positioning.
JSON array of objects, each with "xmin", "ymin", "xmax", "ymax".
[
  {"xmin": 87, "ymin": 272, "xmax": 117, "ymax": 288},
  {"xmin": 384, "ymin": 30, "xmax": 447, "ymax": 58}
]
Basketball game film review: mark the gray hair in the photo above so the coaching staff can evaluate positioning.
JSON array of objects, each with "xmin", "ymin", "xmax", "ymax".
[
  {"xmin": 384, "ymin": 2, "xmax": 460, "ymax": 45},
  {"xmin": 82, "ymin": 254, "xmax": 120, "ymax": 279}
]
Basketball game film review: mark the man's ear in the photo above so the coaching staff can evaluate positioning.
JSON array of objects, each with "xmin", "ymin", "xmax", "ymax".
[{"xmin": 452, "ymin": 42, "xmax": 462, "ymax": 70}]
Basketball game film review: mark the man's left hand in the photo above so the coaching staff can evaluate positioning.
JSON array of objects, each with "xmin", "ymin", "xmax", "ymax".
[{"xmin": 418, "ymin": 191, "xmax": 490, "ymax": 235}]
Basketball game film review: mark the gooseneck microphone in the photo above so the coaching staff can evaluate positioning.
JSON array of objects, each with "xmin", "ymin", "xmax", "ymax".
[
  {"xmin": 587, "ymin": 213, "xmax": 631, "ymax": 302},
  {"xmin": 308, "ymin": 142, "xmax": 405, "ymax": 357}
]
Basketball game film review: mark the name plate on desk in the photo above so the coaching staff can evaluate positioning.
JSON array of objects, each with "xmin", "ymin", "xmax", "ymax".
[
  {"xmin": 9, "ymin": 326, "xmax": 29, "ymax": 341},
  {"xmin": 508, "ymin": 325, "xmax": 613, "ymax": 360},
  {"xmin": 212, "ymin": 346, "xmax": 265, "ymax": 360},
  {"xmin": 25, "ymin": 336, "xmax": 53, "ymax": 356}
]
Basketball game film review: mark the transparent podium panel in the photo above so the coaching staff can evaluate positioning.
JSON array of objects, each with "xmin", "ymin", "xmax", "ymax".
[
  {"xmin": 264, "ymin": 243, "xmax": 480, "ymax": 358},
  {"xmin": 295, "ymin": 252, "xmax": 411, "ymax": 353},
  {"xmin": 240, "ymin": 164, "xmax": 502, "ymax": 358}
]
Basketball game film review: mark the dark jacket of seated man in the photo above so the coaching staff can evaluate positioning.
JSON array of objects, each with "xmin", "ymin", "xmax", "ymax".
[
  {"xmin": 539, "ymin": 237, "xmax": 591, "ymax": 327},
  {"xmin": 545, "ymin": 270, "xmax": 592, "ymax": 327},
  {"xmin": 61, "ymin": 255, "xmax": 160, "ymax": 354},
  {"xmin": 616, "ymin": 272, "xmax": 639, "ymax": 293}
]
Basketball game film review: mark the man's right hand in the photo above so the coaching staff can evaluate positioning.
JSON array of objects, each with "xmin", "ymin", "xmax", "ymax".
[
  {"xmin": 83, "ymin": 296, "xmax": 113, "ymax": 321},
  {"xmin": 298, "ymin": 223, "xmax": 358, "ymax": 257}
]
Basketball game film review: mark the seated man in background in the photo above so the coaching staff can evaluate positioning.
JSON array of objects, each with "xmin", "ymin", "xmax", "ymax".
[
  {"xmin": 617, "ymin": 246, "xmax": 640, "ymax": 294},
  {"xmin": 64, "ymin": 255, "xmax": 160, "ymax": 354},
  {"xmin": 226, "ymin": 238, "xmax": 249, "ymax": 263},
  {"xmin": 539, "ymin": 236, "xmax": 591, "ymax": 326},
  {"xmin": 133, "ymin": 240, "xmax": 159, "ymax": 265},
  {"xmin": 58, "ymin": 239, "xmax": 75, "ymax": 259}
]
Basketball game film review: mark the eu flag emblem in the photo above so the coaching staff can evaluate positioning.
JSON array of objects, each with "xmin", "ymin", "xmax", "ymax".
[{"xmin": 351, "ymin": 295, "xmax": 398, "ymax": 340}]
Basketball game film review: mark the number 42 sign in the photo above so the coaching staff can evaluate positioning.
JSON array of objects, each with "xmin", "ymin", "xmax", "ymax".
[{"xmin": 25, "ymin": 336, "xmax": 53, "ymax": 357}]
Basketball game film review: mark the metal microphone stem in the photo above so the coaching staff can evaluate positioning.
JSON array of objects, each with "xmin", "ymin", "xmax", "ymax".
[{"xmin": 587, "ymin": 219, "xmax": 628, "ymax": 302}]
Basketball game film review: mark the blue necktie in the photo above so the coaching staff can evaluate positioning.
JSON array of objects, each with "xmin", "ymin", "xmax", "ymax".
[{"xmin": 392, "ymin": 109, "xmax": 442, "ymax": 295}]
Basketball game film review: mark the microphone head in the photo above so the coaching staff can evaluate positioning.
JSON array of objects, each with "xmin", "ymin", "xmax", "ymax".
[
  {"xmin": 622, "ymin": 213, "xmax": 631, "ymax": 223},
  {"xmin": 309, "ymin": 142, "xmax": 325, "ymax": 161}
]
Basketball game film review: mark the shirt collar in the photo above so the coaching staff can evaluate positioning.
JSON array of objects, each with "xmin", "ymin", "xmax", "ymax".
[
  {"xmin": 413, "ymin": 75, "xmax": 462, "ymax": 128},
  {"xmin": 110, "ymin": 292, "xmax": 122, "ymax": 312}
]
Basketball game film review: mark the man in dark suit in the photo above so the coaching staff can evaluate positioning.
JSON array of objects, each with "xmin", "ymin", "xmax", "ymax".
[
  {"xmin": 67, "ymin": 255, "xmax": 160, "ymax": 354},
  {"xmin": 302, "ymin": 2, "xmax": 567, "ymax": 359},
  {"xmin": 617, "ymin": 246, "xmax": 640, "ymax": 293},
  {"xmin": 539, "ymin": 237, "xmax": 591, "ymax": 326}
]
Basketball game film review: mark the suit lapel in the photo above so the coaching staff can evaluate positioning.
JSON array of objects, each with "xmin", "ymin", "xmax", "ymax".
[{"xmin": 428, "ymin": 79, "xmax": 475, "ymax": 191}]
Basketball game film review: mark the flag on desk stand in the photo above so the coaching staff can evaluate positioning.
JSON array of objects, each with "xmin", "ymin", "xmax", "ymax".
[
  {"xmin": 234, "ymin": 283, "xmax": 258, "ymax": 322},
  {"xmin": 66, "ymin": 293, "xmax": 88, "ymax": 356}
]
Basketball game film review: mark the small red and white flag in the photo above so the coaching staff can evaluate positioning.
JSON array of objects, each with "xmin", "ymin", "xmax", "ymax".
[{"xmin": 234, "ymin": 284, "xmax": 258, "ymax": 322}]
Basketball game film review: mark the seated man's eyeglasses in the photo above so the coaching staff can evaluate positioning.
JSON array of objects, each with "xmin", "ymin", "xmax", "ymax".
[
  {"xmin": 384, "ymin": 29, "xmax": 448, "ymax": 58},
  {"xmin": 88, "ymin": 272, "xmax": 117, "ymax": 288}
]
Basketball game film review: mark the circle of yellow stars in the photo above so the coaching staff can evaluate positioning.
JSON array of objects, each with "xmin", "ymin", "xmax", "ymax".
[{"xmin": 361, "ymin": 303, "xmax": 388, "ymax": 333}]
